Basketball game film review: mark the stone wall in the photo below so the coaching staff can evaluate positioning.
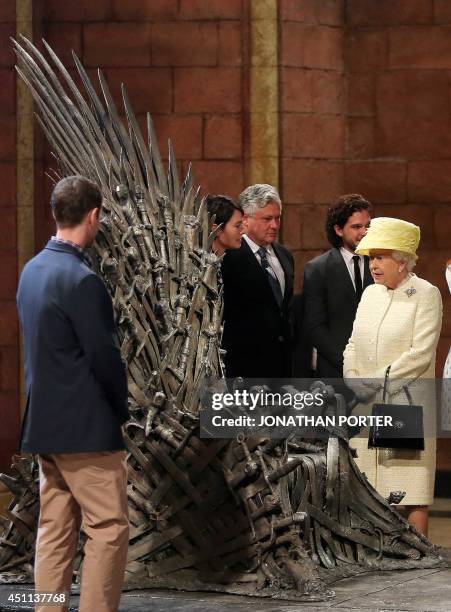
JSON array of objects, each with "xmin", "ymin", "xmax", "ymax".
[
  {"xmin": 0, "ymin": 1, "xmax": 20, "ymax": 472},
  {"xmin": 279, "ymin": 0, "xmax": 346, "ymax": 289},
  {"xmin": 33, "ymin": 0, "xmax": 250, "ymax": 252},
  {"xmin": 344, "ymin": 0, "xmax": 450, "ymax": 375}
]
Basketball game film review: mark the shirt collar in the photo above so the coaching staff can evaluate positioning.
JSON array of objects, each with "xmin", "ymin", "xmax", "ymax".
[
  {"xmin": 388, "ymin": 272, "xmax": 415, "ymax": 292},
  {"xmin": 244, "ymin": 234, "xmax": 275, "ymax": 255},
  {"xmin": 340, "ymin": 246, "xmax": 361, "ymax": 263},
  {"xmin": 51, "ymin": 235, "xmax": 84, "ymax": 254},
  {"xmin": 50, "ymin": 236, "xmax": 93, "ymax": 267}
]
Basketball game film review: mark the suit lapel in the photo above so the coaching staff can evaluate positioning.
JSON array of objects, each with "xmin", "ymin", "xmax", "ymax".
[
  {"xmin": 241, "ymin": 239, "xmax": 283, "ymax": 309},
  {"xmin": 241, "ymin": 238, "xmax": 265, "ymax": 277},
  {"xmin": 273, "ymin": 242, "xmax": 292, "ymax": 304},
  {"xmin": 329, "ymin": 248, "xmax": 357, "ymax": 304},
  {"xmin": 241, "ymin": 239, "xmax": 274, "ymax": 292}
]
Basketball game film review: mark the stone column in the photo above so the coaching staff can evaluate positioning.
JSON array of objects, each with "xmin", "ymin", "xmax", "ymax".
[{"xmin": 248, "ymin": 0, "xmax": 279, "ymax": 187}]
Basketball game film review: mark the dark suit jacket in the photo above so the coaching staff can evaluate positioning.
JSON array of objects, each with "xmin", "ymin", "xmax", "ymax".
[
  {"xmin": 221, "ymin": 239, "xmax": 294, "ymax": 379},
  {"xmin": 300, "ymin": 248, "xmax": 373, "ymax": 378},
  {"xmin": 17, "ymin": 240, "xmax": 129, "ymax": 454},
  {"xmin": 291, "ymin": 293, "xmax": 313, "ymax": 379}
]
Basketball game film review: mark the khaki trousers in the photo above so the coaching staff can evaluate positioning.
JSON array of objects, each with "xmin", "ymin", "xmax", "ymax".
[{"xmin": 35, "ymin": 451, "xmax": 129, "ymax": 612}]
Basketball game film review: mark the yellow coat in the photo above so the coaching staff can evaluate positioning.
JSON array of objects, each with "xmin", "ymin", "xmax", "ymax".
[{"xmin": 343, "ymin": 273, "xmax": 443, "ymax": 506}]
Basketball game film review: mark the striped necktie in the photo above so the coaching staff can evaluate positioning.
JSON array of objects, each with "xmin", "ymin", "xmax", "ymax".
[{"xmin": 258, "ymin": 246, "xmax": 283, "ymax": 308}]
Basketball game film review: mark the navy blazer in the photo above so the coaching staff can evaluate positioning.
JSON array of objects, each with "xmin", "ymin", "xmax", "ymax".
[
  {"xmin": 17, "ymin": 240, "xmax": 129, "ymax": 454},
  {"xmin": 221, "ymin": 239, "xmax": 294, "ymax": 379}
]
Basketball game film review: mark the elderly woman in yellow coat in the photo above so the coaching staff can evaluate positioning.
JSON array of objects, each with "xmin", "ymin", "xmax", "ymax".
[{"xmin": 343, "ymin": 217, "xmax": 443, "ymax": 536}]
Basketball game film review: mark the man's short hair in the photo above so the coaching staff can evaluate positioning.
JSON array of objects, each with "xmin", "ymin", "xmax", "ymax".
[
  {"xmin": 326, "ymin": 194, "xmax": 372, "ymax": 248},
  {"xmin": 239, "ymin": 184, "xmax": 282, "ymax": 215},
  {"xmin": 205, "ymin": 194, "xmax": 243, "ymax": 227},
  {"xmin": 50, "ymin": 175, "xmax": 103, "ymax": 228}
]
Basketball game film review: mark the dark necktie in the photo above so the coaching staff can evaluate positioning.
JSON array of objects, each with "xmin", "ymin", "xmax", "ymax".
[
  {"xmin": 353, "ymin": 255, "xmax": 363, "ymax": 301},
  {"xmin": 258, "ymin": 246, "xmax": 283, "ymax": 308}
]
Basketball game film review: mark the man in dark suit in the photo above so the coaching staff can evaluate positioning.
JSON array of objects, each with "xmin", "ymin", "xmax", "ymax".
[
  {"xmin": 221, "ymin": 184, "xmax": 294, "ymax": 379},
  {"xmin": 17, "ymin": 176, "xmax": 129, "ymax": 611},
  {"xmin": 300, "ymin": 194, "xmax": 373, "ymax": 379}
]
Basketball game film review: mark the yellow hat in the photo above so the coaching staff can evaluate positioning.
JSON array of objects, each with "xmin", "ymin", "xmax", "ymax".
[{"xmin": 355, "ymin": 217, "xmax": 420, "ymax": 259}]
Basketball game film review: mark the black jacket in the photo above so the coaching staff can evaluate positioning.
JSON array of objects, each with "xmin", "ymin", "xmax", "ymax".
[
  {"xmin": 301, "ymin": 248, "xmax": 373, "ymax": 378},
  {"xmin": 221, "ymin": 239, "xmax": 294, "ymax": 379},
  {"xmin": 291, "ymin": 293, "xmax": 313, "ymax": 379},
  {"xmin": 17, "ymin": 240, "xmax": 129, "ymax": 454}
]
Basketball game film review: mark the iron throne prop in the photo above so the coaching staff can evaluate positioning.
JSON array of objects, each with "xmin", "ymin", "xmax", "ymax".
[{"xmin": 0, "ymin": 37, "xmax": 443, "ymax": 601}]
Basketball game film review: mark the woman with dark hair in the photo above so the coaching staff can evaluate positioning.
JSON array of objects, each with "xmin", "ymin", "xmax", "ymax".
[{"xmin": 206, "ymin": 194, "xmax": 244, "ymax": 255}]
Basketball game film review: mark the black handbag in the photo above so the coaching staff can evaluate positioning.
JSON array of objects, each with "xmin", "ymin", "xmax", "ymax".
[{"xmin": 368, "ymin": 366, "xmax": 424, "ymax": 450}]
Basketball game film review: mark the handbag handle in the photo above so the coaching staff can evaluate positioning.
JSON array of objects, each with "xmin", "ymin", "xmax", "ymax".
[
  {"xmin": 383, "ymin": 364, "xmax": 414, "ymax": 405},
  {"xmin": 403, "ymin": 384, "xmax": 414, "ymax": 405},
  {"xmin": 382, "ymin": 365, "xmax": 391, "ymax": 403}
]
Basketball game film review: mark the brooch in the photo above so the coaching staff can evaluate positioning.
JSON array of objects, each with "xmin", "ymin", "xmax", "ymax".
[{"xmin": 405, "ymin": 287, "xmax": 416, "ymax": 297}]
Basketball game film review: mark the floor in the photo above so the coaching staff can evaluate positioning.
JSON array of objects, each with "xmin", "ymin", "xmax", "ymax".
[
  {"xmin": 1, "ymin": 500, "xmax": 451, "ymax": 611},
  {"xmin": 1, "ymin": 567, "xmax": 451, "ymax": 611}
]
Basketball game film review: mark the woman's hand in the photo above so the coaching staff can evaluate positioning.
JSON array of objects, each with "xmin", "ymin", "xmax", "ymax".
[{"xmin": 345, "ymin": 377, "xmax": 379, "ymax": 403}]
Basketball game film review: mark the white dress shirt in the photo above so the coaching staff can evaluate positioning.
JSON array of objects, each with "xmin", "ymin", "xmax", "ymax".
[
  {"xmin": 244, "ymin": 234, "xmax": 285, "ymax": 295},
  {"xmin": 340, "ymin": 246, "xmax": 364, "ymax": 291}
]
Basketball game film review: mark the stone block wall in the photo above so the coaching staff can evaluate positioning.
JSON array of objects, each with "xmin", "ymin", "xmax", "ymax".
[
  {"xmin": 279, "ymin": 0, "xmax": 346, "ymax": 289},
  {"xmin": 345, "ymin": 0, "xmax": 450, "ymax": 374},
  {"xmin": 0, "ymin": 1, "xmax": 20, "ymax": 472},
  {"xmin": 33, "ymin": 0, "xmax": 249, "ymax": 253}
]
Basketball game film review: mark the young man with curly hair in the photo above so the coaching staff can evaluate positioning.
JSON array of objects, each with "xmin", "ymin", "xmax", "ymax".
[{"xmin": 300, "ymin": 194, "xmax": 373, "ymax": 379}]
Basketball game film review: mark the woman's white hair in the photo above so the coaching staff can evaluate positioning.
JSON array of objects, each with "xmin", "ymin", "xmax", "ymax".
[
  {"xmin": 392, "ymin": 250, "xmax": 417, "ymax": 271},
  {"xmin": 239, "ymin": 184, "xmax": 281, "ymax": 215}
]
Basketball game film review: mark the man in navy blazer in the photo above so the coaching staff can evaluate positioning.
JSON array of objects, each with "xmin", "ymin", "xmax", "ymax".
[{"xmin": 17, "ymin": 176, "xmax": 129, "ymax": 612}]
